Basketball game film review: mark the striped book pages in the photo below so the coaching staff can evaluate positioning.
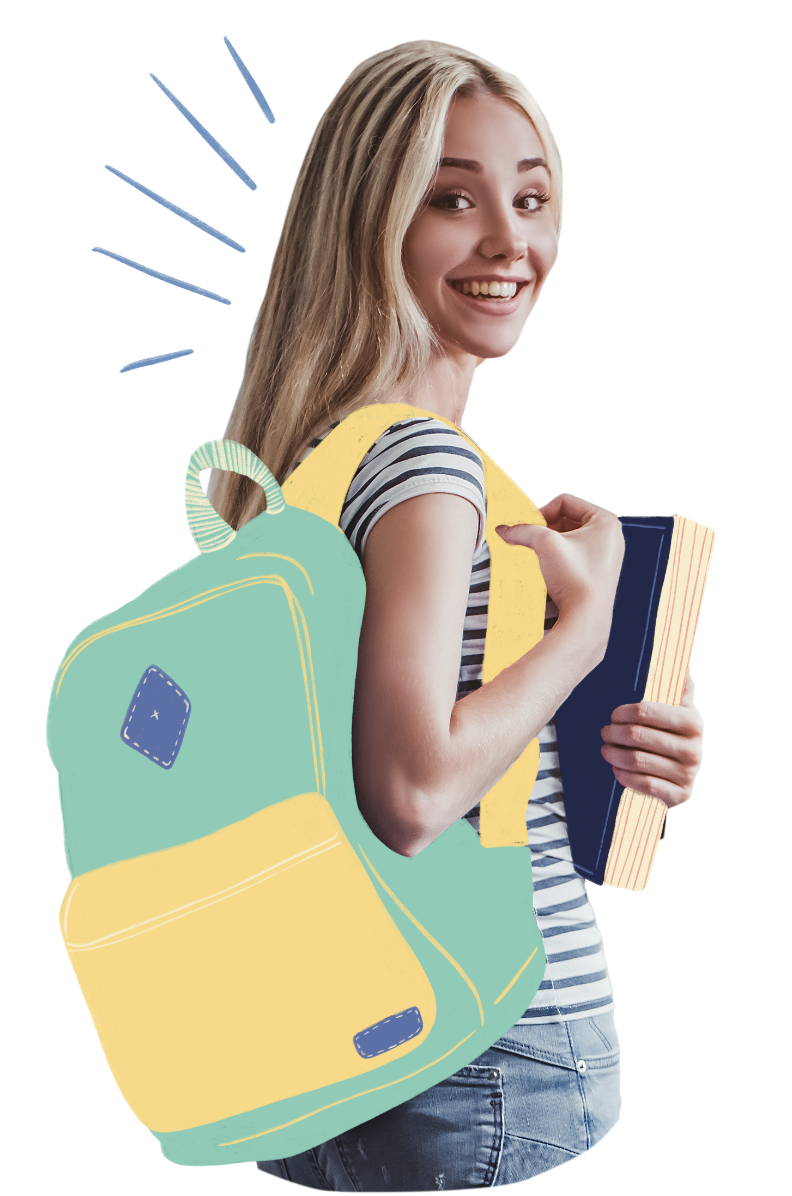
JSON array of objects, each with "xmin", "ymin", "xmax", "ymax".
[{"xmin": 603, "ymin": 517, "xmax": 715, "ymax": 889}]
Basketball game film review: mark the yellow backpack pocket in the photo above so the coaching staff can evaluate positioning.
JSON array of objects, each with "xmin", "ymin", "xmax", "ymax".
[{"xmin": 61, "ymin": 792, "xmax": 436, "ymax": 1133}]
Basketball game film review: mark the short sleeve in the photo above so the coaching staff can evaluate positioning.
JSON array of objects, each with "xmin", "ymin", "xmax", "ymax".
[{"xmin": 340, "ymin": 417, "xmax": 487, "ymax": 558}]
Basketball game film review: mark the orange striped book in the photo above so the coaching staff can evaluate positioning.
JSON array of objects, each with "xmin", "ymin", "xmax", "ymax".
[{"xmin": 603, "ymin": 518, "xmax": 714, "ymax": 889}]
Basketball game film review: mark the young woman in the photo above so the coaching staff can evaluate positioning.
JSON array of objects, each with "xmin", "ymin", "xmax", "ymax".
[{"xmin": 212, "ymin": 40, "xmax": 703, "ymax": 1190}]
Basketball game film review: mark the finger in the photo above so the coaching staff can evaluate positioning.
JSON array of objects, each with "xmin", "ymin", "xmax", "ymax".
[
  {"xmin": 605, "ymin": 712, "xmax": 698, "ymax": 751},
  {"xmin": 605, "ymin": 736, "xmax": 698, "ymax": 784},
  {"xmin": 538, "ymin": 493, "xmax": 600, "ymax": 532},
  {"xmin": 601, "ymin": 721, "xmax": 702, "ymax": 767},
  {"xmin": 610, "ymin": 699, "xmax": 703, "ymax": 737},
  {"xmin": 609, "ymin": 766, "xmax": 690, "ymax": 808},
  {"xmin": 539, "ymin": 492, "xmax": 597, "ymax": 520}
]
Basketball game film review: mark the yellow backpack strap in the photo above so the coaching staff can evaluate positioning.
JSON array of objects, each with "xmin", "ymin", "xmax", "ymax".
[
  {"xmin": 281, "ymin": 403, "xmax": 429, "ymax": 521},
  {"xmin": 475, "ymin": 454, "xmax": 546, "ymax": 847},
  {"xmin": 283, "ymin": 404, "xmax": 547, "ymax": 848}
]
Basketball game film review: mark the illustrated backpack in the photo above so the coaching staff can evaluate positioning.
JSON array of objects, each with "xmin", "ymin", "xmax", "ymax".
[{"xmin": 47, "ymin": 404, "xmax": 548, "ymax": 1166}]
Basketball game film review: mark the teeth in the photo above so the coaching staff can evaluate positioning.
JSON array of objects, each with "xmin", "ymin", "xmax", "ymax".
[{"xmin": 455, "ymin": 281, "xmax": 518, "ymax": 299}]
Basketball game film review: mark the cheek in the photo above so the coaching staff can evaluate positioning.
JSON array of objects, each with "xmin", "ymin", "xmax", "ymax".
[
  {"xmin": 543, "ymin": 226, "xmax": 562, "ymax": 269},
  {"xmin": 402, "ymin": 218, "xmax": 462, "ymax": 306}
]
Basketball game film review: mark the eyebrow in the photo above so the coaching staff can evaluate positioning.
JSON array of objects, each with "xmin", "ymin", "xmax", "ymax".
[{"xmin": 438, "ymin": 156, "xmax": 548, "ymax": 173}]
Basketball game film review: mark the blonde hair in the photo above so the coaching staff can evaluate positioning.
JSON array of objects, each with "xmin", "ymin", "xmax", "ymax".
[{"xmin": 213, "ymin": 40, "xmax": 561, "ymax": 528}]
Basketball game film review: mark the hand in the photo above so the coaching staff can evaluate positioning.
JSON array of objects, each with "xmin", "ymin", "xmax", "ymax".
[
  {"xmin": 497, "ymin": 493, "xmax": 625, "ymax": 650},
  {"xmin": 600, "ymin": 674, "xmax": 703, "ymax": 808}
]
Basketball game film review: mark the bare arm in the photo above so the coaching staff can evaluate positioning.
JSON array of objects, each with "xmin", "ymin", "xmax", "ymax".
[{"xmin": 352, "ymin": 490, "xmax": 625, "ymax": 856}]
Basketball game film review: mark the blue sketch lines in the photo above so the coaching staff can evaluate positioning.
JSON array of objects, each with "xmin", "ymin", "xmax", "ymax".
[
  {"xmin": 150, "ymin": 74, "xmax": 257, "ymax": 190},
  {"xmin": 120, "ymin": 350, "xmax": 194, "ymax": 374},
  {"xmin": 105, "ymin": 167, "xmax": 245, "ymax": 252},
  {"xmin": 92, "ymin": 248, "xmax": 232, "ymax": 304},
  {"xmin": 224, "ymin": 38, "xmax": 275, "ymax": 123}
]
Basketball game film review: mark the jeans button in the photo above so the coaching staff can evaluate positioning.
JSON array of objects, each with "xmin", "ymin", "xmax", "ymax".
[{"xmin": 576, "ymin": 1060, "xmax": 587, "ymax": 1074}]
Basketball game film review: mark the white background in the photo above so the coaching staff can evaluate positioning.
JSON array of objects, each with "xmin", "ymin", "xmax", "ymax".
[{"xmin": 564, "ymin": 212, "xmax": 792, "ymax": 437}]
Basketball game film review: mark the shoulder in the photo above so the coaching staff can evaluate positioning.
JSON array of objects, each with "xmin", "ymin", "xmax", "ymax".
[
  {"xmin": 358, "ymin": 416, "xmax": 483, "ymax": 480},
  {"xmin": 341, "ymin": 417, "xmax": 486, "ymax": 557}
]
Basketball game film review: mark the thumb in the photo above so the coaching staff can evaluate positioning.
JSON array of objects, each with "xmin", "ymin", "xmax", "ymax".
[
  {"xmin": 681, "ymin": 671, "xmax": 695, "ymax": 705},
  {"xmin": 496, "ymin": 523, "xmax": 551, "ymax": 551}
]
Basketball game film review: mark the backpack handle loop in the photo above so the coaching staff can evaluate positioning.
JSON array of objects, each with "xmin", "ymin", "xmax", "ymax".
[{"xmin": 185, "ymin": 440, "xmax": 285, "ymax": 554}]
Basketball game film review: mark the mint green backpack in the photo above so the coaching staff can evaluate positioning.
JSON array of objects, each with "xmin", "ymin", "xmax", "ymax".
[{"xmin": 48, "ymin": 431, "xmax": 544, "ymax": 1166}]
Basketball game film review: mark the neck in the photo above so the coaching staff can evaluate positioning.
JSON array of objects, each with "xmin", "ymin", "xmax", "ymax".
[{"xmin": 395, "ymin": 350, "xmax": 479, "ymax": 427}]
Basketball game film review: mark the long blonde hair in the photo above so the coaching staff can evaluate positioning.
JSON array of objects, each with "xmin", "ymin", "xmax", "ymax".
[{"xmin": 213, "ymin": 40, "xmax": 562, "ymax": 528}]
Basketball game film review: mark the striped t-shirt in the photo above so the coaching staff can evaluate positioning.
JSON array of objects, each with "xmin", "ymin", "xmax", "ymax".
[{"xmin": 299, "ymin": 416, "xmax": 614, "ymax": 1024}]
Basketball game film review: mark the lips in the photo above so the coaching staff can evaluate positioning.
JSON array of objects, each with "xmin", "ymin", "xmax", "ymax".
[
  {"xmin": 449, "ymin": 278, "xmax": 531, "ymax": 313},
  {"xmin": 449, "ymin": 278, "xmax": 531, "ymax": 290}
]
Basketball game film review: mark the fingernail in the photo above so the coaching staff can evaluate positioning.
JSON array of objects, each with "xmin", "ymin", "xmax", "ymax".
[{"xmin": 495, "ymin": 524, "xmax": 508, "ymax": 533}]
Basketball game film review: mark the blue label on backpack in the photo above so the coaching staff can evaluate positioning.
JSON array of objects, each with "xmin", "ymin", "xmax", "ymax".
[
  {"xmin": 120, "ymin": 666, "xmax": 191, "ymax": 770},
  {"xmin": 353, "ymin": 1007, "xmax": 424, "ymax": 1059}
]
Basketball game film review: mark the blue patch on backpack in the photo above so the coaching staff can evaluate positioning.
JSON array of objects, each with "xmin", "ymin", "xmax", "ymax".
[
  {"xmin": 353, "ymin": 1007, "xmax": 423, "ymax": 1059},
  {"xmin": 120, "ymin": 666, "xmax": 191, "ymax": 769}
]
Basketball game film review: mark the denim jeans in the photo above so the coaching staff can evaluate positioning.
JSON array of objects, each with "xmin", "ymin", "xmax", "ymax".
[{"xmin": 257, "ymin": 1011, "xmax": 620, "ymax": 1190}]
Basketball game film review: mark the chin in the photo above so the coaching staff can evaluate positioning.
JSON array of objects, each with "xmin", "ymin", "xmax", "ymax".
[
  {"xmin": 436, "ymin": 315, "xmax": 529, "ymax": 362},
  {"xmin": 474, "ymin": 340, "xmax": 519, "ymax": 360}
]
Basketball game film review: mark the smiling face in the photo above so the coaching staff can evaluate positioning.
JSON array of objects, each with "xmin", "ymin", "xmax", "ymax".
[{"xmin": 402, "ymin": 91, "xmax": 559, "ymax": 362}]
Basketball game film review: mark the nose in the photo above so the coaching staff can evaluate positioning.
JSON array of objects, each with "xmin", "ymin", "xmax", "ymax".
[{"xmin": 476, "ymin": 201, "xmax": 528, "ymax": 263}]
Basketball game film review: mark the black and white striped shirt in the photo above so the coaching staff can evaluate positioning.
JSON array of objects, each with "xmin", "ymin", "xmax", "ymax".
[{"xmin": 301, "ymin": 416, "xmax": 614, "ymax": 1023}]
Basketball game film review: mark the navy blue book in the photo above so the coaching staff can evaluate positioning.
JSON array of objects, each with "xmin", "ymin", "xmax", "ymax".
[{"xmin": 555, "ymin": 516, "xmax": 672, "ymax": 885}]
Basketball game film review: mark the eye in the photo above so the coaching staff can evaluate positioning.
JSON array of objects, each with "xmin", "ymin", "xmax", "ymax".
[
  {"xmin": 437, "ymin": 192, "xmax": 473, "ymax": 211},
  {"xmin": 519, "ymin": 191, "xmax": 555, "ymax": 212},
  {"xmin": 435, "ymin": 190, "xmax": 552, "ymax": 214}
]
